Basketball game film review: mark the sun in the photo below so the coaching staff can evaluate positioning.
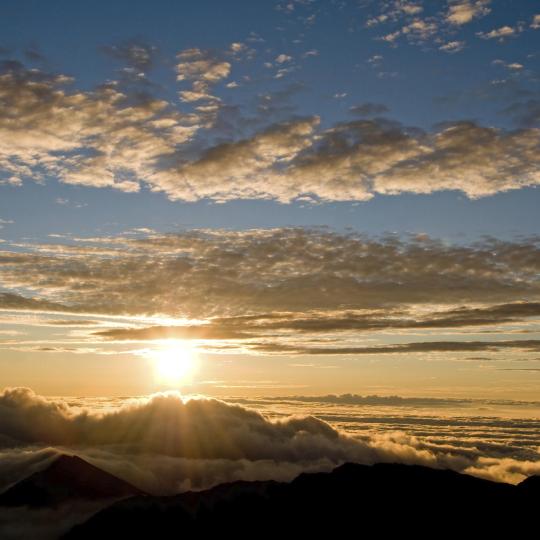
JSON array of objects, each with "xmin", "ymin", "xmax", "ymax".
[{"xmin": 151, "ymin": 341, "xmax": 198, "ymax": 386}]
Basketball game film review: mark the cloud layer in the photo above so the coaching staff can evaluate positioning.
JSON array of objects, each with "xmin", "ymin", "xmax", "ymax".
[
  {"xmin": 1, "ymin": 388, "xmax": 539, "ymax": 498},
  {"xmin": 1, "ymin": 229, "xmax": 538, "ymax": 356},
  {"xmin": 1, "ymin": 59, "xmax": 539, "ymax": 202},
  {"xmin": 1, "ymin": 229, "xmax": 539, "ymax": 319}
]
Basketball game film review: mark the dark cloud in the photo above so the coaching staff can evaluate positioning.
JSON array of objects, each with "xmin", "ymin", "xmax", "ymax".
[
  {"xmin": 501, "ymin": 99, "xmax": 540, "ymax": 128},
  {"xmin": 23, "ymin": 45, "xmax": 46, "ymax": 63},
  {"xmin": 95, "ymin": 324, "xmax": 252, "ymax": 341},
  {"xmin": 239, "ymin": 393, "xmax": 540, "ymax": 408},
  {"xmin": 94, "ymin": 302, "xmax": 540, "ymax": 353},
  {"xmin": 251, "ymin": 339, "xmax": 540, "ymax": 355},
  {"xmin": 0, "ymin": 293, "xmax": 68, "ymax": 313},
  {"xmin": 255, "ymin": 82, "xmax": 304, "ymax": 120},
  {"xmin": 102, "ymin": 40, "xmax": 158, "ymax": 71}
]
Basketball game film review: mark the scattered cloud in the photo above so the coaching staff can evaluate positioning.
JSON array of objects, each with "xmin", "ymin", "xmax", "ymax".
[
  {"xmin": 367, "ymin": 54, "xmax": 383, "ymax": 65},
  {"xmin": 103, "ymin": 40, "xmax": 158, "ymax": 71},
  {"xmin": 0, "ymin": 219, "xmax": 13, "ymax": 229},
  {"xmin": 176, "ymin": 48, "xmax": 232, "ymax": 102},
  {"xmin": 439, "ymin": 41, "xmax": 466, "ymax": 53},
  {"xmin": 176, "ymin": 48, "xmax": 231, "ymax": 84},
  {"xmin": 275, "ymin": 54, "xmax": 293, "ymax": 64},
  {"xmin": 477, "ymin": 26, "xmax": 517, "ymax": 40},
  {"xmin": 0, "ymin": 60, "xmax": 196, "ymax": 192},
  {"xmin": 493, "ymin": 59, "xmax": 524, "ymax": 71},
  {"xmin": 1, "ymin": 60, "xmax": 539, "ymax": 202},
  {"xmin": 446, "ymin": 1, "xmax": 491, "ymax": 26}
]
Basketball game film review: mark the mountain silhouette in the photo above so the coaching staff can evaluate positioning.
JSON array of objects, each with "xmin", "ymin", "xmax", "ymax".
[
  {"xmin": 66, "ymin": 462, "xmax": 539, "ymax": 538},
  {"xmin": 0, "ymin": 454, "xmax": 144, "ymax": 507}
]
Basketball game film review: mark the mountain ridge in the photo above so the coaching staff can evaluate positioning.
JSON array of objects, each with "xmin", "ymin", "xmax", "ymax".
[
  {"xmin": 65, "ymin": 459, "xmax": 539, "ymax": 538},
  {"xmin": 0, "ymin": 454, "xmax": 144, "ymax": 508}
]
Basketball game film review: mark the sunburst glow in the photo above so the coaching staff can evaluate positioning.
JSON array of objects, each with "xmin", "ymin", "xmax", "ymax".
[{"xmin": 151, "ymin": 341, "xmax": 198, "ymax": 386}]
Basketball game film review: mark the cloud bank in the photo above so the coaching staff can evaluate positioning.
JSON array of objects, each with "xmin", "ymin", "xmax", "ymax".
[{"xmin": 1, "ymin": 388, "xmax": 539, "ymax": 498}]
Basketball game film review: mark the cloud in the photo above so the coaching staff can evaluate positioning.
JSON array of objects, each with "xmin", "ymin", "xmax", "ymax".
[
  {"xmin": 501, "ymin": 99, "xmax": 540, "ymax": 128},
  {"xmin": 93, "ymin": 302, "xmax": 540, "ymax": 350},
  {"xmin": 149, "ymin": 117, "xmax": 320, "ymax": 201},
  {"xmin": 493, "ymin": 59, "xmax": 524, "ymax": 71},
  {"xmin": 446, "ymin": 1, "xmax": 491, "ymax": 25},
  {"xmin": 251, "ymin": 339, "xmax": 540, "ymax": 356},
  {"xmin": 532, "ymin": 14, "xmax": 540, "ymax": 29},
  {"xmin": 371, "ymin": 1, "xmax": 489, "ymax": 46},
  {"xmin": 0, "ymin": 61, "xmax": 196, "ymax": 191},
  {"xmin": 1, "ymin": 230, "xmax": 539, "ymax": 358},
  {"xmin": 371, "ymin": 121, "xmax": 540, "ymax": 198},
  {"xmin": 439, "ymin": 41, "xmax": 465, "ymax": 53},
  {"xmin": 176, "ymin": 48, "xmax": 231, "ymax": 83},
  {"xmin": 0, "ymin": 230, "xmax": 539, "ymax": 322},
  {"xmin": 246, "ymin": 393, "xmax": 540, "ymax": 408},
  {"xmin": 175, "ymin": 48, "xmax": 231, "ymax": 103},
  {"xmin": 1, "ymin": 59, "xmax": 539, "ymax": 202},
  {"xmin": 95, "ymin": 324, "xmax": 253, "ymax": 341},
  {"xmin": 0, "ymin": 293, "xmax": 68, "ymax": 313},
  {"xmin": 0, "ymin": 219, "xmax": 13, "ymax": 230},
  {"xmin": 103, "ymin": 41, "xmax": 158, "ymax": 71},
  {"xmin": 400, "ymin": 18, "xmax": 438, "ymax": 41},
  {"xmin": 272, "ymin": 119, "xmax": 540, "ymax": 201},
  {"xmin": 1, "ymin": 387, "xmax": 539, "ymax": 499},
  {"xmin": 275, "ymin": 54, "xmax": 292, "ymax": 64},
  {"xmin": 477, "ymin": 26, "xmax": 517, "ymax": 39}
]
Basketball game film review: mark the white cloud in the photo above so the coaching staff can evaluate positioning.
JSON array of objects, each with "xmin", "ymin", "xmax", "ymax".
[
  {"xmin": 439, "ymin": 40, "xmax": 466, "ymax": 53},
  {"xmin": 176, "ymin": 48, "xmax": 231, "ymax": 83},
  {"xmin": 446, "ymin": 0, "xmax": 491, "ymax": 25},
  {"xmin": 1, "ymin": 62, "xmax": 539, "ymax": 204},
  {"xmin": 275, "ymin": 54, "xmax": 292, "ymax": 64},
  {"xmin": 477, "ymin": 26, "xmax": 516, "ymax": 39}
]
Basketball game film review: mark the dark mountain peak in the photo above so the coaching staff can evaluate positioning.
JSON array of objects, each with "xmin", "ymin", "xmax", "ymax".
[
  {"xmin": 0, "ymin": 453, "xmax": 144, "ymax": 507},
  {"xmin": 66, "ymin": 462, "xmax": 536, "ymax": 538},
  {"xmin": 517, "ymin": 474, "xmax": 540, "ymax": 492}
]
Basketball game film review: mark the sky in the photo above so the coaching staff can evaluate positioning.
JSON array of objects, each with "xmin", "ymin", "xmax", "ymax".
[{"xmin": 0, "ymin": 0, "xmax": 539, "ymax": 400}]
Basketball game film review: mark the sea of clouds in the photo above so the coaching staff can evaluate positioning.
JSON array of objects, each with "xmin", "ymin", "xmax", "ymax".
[{"xmin": 1, "ymin": 387, "xmax": 540, "ymax": 497}]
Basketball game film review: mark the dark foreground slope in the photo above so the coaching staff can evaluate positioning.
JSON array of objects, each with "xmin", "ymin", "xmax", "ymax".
[
  {"xmin": 67, "ymin": 462, "xmax": 539, "ymax": 538},
  {"xmin": 0, "ymin": 454, "xmax": 144, "ymax": 508}
]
